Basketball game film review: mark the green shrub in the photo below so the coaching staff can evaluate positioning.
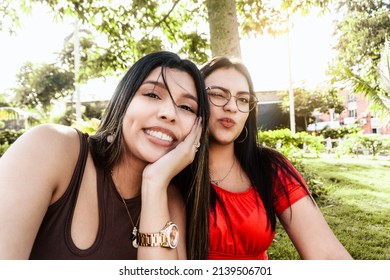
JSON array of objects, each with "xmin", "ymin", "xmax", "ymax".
[
  {"xmin": 258, "ymin": 128, "xmax": 295, "ymax": 147},
  {"xmin": 334, "ymin": 134, "xmax": 361, "ymax": 157},
  {"xmin": 358, "ymin": 135, "xmax": 387, "ymax": 159},
  {"xmin": 258, "ymin": 129, "xmax": 325, "ymax": 158},
  {"xmin": 0, "ymin": 129, "xmax": 24, "ymax": 145},
  {"xmin": 334, "ymin": 134, "xmax": 389, "ymax": 159},
  {"xmin": 71, "ymin": 119, "xmax": 100, "ymax": 135},
  {"xmin": 0, "ymin": 142, "xmax": 10, "ymax": 157},
  {"xmin": 257, "ymin": 129, "xmax": 330, "ymax": 203},
  {"xmin": 0, "ymin": 129, "xmax": 25, "ymax": 157},
  {"xmin": 289, "ymin": 158, "xmax": 330, "ymax": 205},
  {"xmin": 295, "ymin": 131, "xmax": 324, "ymax": 157},
  {"xmin": 319, "ymin": 126, "xmax": 361, "ymax": 139}
]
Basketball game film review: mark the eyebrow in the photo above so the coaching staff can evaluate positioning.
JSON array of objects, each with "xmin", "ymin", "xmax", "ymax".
[
  {"xmin": 142, "ymin": 80, "xmax": 198, "ymax": 102},
  {"xmin": 208, "ymin": 86, "xmax": 250, "ymax": 95},
  {"xmin": 237, "ymin": 91, "xmax": 251, "ymax": 95}
]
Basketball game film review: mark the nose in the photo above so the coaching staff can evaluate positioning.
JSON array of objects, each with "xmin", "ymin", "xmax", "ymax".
[
  {"xmin": 223, "ymin": 96, "xmax": 238, "ymax": 112},
  {"xmin": 158, "ymin": 99, "xmax": 177, "ymax": 123}
]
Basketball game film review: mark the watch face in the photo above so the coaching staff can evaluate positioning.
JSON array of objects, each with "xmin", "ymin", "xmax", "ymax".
[{"xmin": 167, "ymin": 223, "xmax": 179, "ymax": 248}]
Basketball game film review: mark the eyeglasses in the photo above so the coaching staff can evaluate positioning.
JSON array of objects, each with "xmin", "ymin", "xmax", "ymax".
[{"xmin": 206, "ymin": 86, "xmax": 258, "ymax": 113}]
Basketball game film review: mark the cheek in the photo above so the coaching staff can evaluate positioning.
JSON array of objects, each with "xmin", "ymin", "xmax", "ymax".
[
  {"xmin": 122, "ymin": 110, "xmax": 134, "ymax": 129},
  {"xmin": 122, "ymin": 105, "xmax": 142, "ymax": 135},
  {"xmin": 207, "ymin": 107, "xmax": 219, "ymax": 126},
  {"xmin": 123, "ymin": 99, "xmax": 147, "ymax": 122},
  {"xmin": 209, "ymin": 105, "xmax": 219, "ymax": 119},
  {"xmin": 180, "ymin": 114, "xmax": 197, "ymax": 138},
  {"xmin": 237, "ymin": 114, "xmax": 249, "ymax": 130}
]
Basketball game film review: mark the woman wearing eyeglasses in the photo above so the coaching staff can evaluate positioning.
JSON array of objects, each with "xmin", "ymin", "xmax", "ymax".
[{"xmin": 200, "ymin": 57, "xmax": 352, "ymax": 260}]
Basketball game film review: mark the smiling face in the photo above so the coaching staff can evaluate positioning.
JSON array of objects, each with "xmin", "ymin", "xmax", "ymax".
[
  {"xmin": 204, "ymin": 67, "xmax": 250, "ymax": 145},
  {"xmin": 122, "ymin": 66, "xmax": 198, "ymax": 163}
]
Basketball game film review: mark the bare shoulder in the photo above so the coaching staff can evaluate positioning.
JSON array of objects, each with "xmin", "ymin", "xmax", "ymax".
[
  {"xmin": 7, "ymin": 123, "xmax": 80, "ymax": 156},
  {"xmin": 1, "ymin": 124, "xmax": 82, "ymax": 199},
  {"xmin": 0, "ymin": 124, "xmax": 84, "ymax": 258},
  {"xmin": 18, "ymin": 123, "xmax": 78, "ymax": 143}
]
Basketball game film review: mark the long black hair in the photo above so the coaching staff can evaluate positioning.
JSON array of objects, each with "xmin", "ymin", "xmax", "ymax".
[
  {"xmin": 90, "ymin": 51, "xmax": 210, "ymax": 259},
  {"xmin": 201, "ymin": 56, "xmax": 310, "ymax": 232}
]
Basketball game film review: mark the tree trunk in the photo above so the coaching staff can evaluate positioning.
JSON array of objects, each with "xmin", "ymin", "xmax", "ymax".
[
  {"xmin": 304, "ymin": 116, "xmax": 308, "ymax": 130},
  {"xmin": 206, "ymin": 0, "xmax": 241, "ymax": 58}
]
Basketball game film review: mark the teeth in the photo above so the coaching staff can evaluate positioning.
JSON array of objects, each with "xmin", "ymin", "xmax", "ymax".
[{"xmin": 145, "ymin": 130, "xmax": 173, "ymax": 142}]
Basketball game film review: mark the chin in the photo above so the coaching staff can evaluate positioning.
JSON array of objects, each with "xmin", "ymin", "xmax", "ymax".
[{"xmin": 211, "ymin": 135, "xmax": 234, "ymax": 144}]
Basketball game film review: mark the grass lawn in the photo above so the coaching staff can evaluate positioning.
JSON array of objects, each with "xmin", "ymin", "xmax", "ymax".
[{"xmin": 267, "ymin": 154, "xmax": 390, "ymax": 260}]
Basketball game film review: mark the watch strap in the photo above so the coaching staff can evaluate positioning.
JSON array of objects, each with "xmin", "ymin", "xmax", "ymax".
[
  {"xmin": 138, "ymin": 231, "xmax": 168, "ymax": 247},
  {"xmin": 137, "ymin": 222, "xmax": 178, "ymax": 248}
]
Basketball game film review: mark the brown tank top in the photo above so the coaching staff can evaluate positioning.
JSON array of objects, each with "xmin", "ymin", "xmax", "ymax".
[{"xmin": 29, "ymin": 130, "xmax": 141, "ymax": 259}]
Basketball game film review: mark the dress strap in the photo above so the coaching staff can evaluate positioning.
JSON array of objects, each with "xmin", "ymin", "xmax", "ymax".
[{"xmin": 71, "ymin": 129, "xmax": 89, "ymax": 192}]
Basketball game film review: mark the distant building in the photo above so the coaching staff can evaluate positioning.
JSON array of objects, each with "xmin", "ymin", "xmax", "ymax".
[
  {"xmin": 336, "ymin": 90, "xmax": 390, "ymax": 135},
  {"xmin": 256, "ymin": 90, "xmax": 308, "ymax": 132},
  {"xmin": 317, "ymin": 90, "xmax": 390, "ymax": 135},
  {"xmin": 255, "ymin": 89, "xmax": 390, "ymax": 135},
  {"xmin": 256, "ymin": 90, "xmax": 288, "ymax": 131}
]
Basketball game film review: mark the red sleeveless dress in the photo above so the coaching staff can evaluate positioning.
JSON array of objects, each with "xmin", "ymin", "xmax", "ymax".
[{"xmin": 208, "ymin": 168, "xmax": 309, "ymax": 260}]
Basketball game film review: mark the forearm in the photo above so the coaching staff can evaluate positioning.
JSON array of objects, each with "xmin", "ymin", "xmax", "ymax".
[
  {"xmin": 137, "ymin": 181, "xmax": 178, "ymax": 260},
  {"xmin": 280, "ymin": 196, "xmax": 353, "ymax": 260}
]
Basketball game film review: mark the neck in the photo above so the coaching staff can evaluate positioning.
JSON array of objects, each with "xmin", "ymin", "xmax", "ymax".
[
  {"xmin": 209, "ymin": 141, "xmax": 235, "ymax": 167},
  {"xmin": 111, "ymin": 159, "xmax": 144, "ymax": 199},
  {"xmin": 209, "ymin": 142, "xmax": 236, "ymax": 185}
]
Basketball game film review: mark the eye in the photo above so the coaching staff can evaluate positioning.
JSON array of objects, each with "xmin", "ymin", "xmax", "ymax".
[
  {"xmin": 178, "ymin": 104, "xmax": 195, "ymax": 113},
  {"xmin": 142, "ymin": 92, "xmax": 161, "ymax": 99},
  {"xmin": 208, "ymin": 90, "xmax": 227, "ymax": 99},
  {"xmin": 237, "ymin": 96, "xmax": 250, "ymax": 104}
]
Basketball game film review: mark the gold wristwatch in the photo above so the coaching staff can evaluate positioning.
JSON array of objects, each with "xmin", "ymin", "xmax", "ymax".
[{"xmin": 137, "ymin": 222, "xmax": 179, "ymax": 249}]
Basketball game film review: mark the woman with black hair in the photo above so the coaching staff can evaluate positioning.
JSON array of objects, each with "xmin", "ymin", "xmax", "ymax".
[
  {"xmin": 200, "ymin": 56, "xmax": 352, "ymax": 260},
  {"xmin": 0, "ymin": 51, "xmax": 210, "ymax": 260}
]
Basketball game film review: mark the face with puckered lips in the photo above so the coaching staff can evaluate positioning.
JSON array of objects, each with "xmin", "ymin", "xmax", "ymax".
[{"xmin": 204, "ymin": 67, "xmax": 249, "ymax": 145}]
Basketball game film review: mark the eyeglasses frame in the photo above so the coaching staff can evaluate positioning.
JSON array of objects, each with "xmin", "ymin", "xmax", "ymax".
[{"xmin": 206, "ymin": 86, "xmax": 258, "ymax": 113}]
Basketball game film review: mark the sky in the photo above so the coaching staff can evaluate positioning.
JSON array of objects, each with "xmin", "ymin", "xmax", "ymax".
[
  {"xmin": 242, "ymin": 11, "xmax": 337, "ymax": 91},
  {"xmin": 0, "ymin": 4, "xmax": 337, "ymax": 99},
  {"xmin": 0, "ymin": 5, "xmax": 73, "ymax": 94}
]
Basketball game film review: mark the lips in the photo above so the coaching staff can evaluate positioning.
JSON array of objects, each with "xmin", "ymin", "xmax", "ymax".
[
  {"xmin": 145, "ymin": 129, "xmax": 173, "ymax": 142},
  {"xmin": 144, "ymin": 127, "xmax": 177, "ymax": 146},
  {"xmin": 219, "ymin": 118, "xmax": 236, "ymax": 128}
]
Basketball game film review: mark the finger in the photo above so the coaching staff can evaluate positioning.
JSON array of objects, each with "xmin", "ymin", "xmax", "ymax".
[
  {"xmin": 192, "ymin": 117, "xmax": 202, "ymax": 151},
  {"xmin": 195, "ymin": 117, "xmax": 202, "ymax": 143},
  {"xmin": 182, "ymin": 117, "xmax": 201, "ymax": 146}
]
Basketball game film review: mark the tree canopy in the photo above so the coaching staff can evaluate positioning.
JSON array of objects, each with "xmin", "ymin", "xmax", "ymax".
[
  {"xmin": 3, "ymin": 0, "xmax": 389, "ymax": 118},
  {"xmin": 24, "ymin": 0, "xmax": 331, "ymax": 66},
  {"xmin": 379, "ymin": 40, "xmax": 390, "ymax": 96},
  {"xmin": 13, "ymin": 62, "xmax": 74, "ymax": 113},
  {"xmin": 2, "ymin": 0, "xmax": 335, "ymax": 81},
  {"xmin": 328, "ymin": 0, "xmax": 390, "ymax": 112},
  {"xmin": 0, "ymin": 1, "xmax": 32, "ymax": 34}
]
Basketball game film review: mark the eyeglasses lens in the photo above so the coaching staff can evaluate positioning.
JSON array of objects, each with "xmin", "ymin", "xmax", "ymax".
[{"xmin": 207, "ymin": 87, "xmax": 257, "ymax": 113}]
